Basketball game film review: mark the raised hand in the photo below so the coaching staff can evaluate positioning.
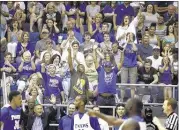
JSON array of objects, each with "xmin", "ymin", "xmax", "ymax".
[
  {"xmin": 67, "ymin": 47, "xmax": 71, "ymax": 54},
  {"xmin": 49, "ymin": 94, "xmax": 56, "ymax": 104}
]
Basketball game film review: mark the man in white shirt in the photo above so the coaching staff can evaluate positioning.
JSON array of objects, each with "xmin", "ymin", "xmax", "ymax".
[
  {"xmin": 61, "ymin": 30, "xmax": 79, "ymax": 52},
  {"xmin": 147, "ymin": 46, "xmax": 162, "ymax": 70},
  {"xmin": 92, "ymin": 106, "xmax": 109, "ymax": 130},
  {"xmin": 61, "ymin": 41, "xmax": 85, "ymax": 68}
]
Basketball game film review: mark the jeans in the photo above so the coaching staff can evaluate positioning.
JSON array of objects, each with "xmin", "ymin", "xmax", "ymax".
[{"xmin": 96, "ymin": 95, "xmax": 115, "ymax": 115}]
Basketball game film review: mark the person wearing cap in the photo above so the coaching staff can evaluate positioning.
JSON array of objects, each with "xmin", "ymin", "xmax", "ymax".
[
  {"xmin": 137, "ymin": 34, "xmax": 153, "ymax": 67},
  {"xmin": 35, "ymin": 29, "xmax": 56, "ymax": 60},
  {"xmin": 137, "ymin": 59, "xmax": 159, "ymax": 103},
  {"xmin": 93, "ymin": 43, "xmax": 123, "ymax": 115},
  {"xmin": 40, "ymin": 40, "xmax": 61, "ymax": 61},
  {"xmin": 147, "ymin": 46, "xmax": 162, "ymax": 70}
]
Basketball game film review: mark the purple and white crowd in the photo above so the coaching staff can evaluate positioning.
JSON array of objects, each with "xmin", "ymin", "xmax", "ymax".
[{"xmin": 0, "ymin": 1, "xmax": 178, "ymax": 130}]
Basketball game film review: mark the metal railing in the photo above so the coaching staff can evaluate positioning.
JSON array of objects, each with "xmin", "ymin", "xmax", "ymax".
[
  {"xmin": 1, "ymin": 72, "xmax": 178, "ymax": 129},
  {"xmin": 1, "ymin": 72, "xmax": 8, "ymax": 105},
  {"xmin": 116, "ymin": 83, "xmax": 178, "ymax": 99}
]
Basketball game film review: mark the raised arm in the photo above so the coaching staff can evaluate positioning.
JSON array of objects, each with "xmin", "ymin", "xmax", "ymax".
[
  {"xmin": 93, "ymin": 45, "xmax": 99, "ymax": 69},
  {"xmin": 67, "ymin": 47, "xmax": 73, "ymax": 72},
  {"xmin": 159, "ymin": 64, "xmax": 167, "ymax": 73},
  {"xmin": 113, "ymin": 14, "xmax": 117, "ymax": 31},
  {"xmin": 88, "ymin": 110, "xmax": 124, "ymax": 126},
  {"xmin": 117, "ymin": 51, "xmax": 124, "ymax": 70}
]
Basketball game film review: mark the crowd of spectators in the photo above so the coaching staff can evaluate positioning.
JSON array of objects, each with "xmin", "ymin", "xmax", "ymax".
[{"xmin": 0, "ymin": 1, "xmax": 178, "ymax": 113}]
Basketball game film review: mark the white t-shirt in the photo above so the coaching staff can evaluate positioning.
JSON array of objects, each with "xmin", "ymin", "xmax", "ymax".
[
  {"xmin": 147, "ymin": 56, "xmax": 163, "ymax": 70},
  {"xmin": 116, "ymin": 17, "xmax": 138, "ymax": 45},
  {"xmin": 61, "ymin": 50, "xmax": 86, "ymax": 69},
  {"xmin": 14, "ymin": 2, "xmax": 25, "ymax": 10},
  {"xmin": 73, "ymin": 113, "xmax": 94, "ymax": 130},
  {"xmin": 98, "ymin": 118, "xmax": 109, "ymax": 130}
]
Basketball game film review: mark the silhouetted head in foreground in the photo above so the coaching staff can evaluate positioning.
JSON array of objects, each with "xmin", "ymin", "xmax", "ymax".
[{"xmin": 122, "ymin": 119, "xmax": 140, "ymax": 130}]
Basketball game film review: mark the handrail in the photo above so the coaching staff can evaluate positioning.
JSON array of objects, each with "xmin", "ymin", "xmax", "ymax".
[
  {"xmin": 2, "ymin": 72, "xmax": 8, "ymax": 105},
  {"xmin": 116, "ymin": 83, "xmax": 178, "ymax": 87}
]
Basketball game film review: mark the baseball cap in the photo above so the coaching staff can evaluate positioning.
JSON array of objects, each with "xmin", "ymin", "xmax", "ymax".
[
  {"xmin": 153, "ymin": 46, "xmax": 160, "ymax": 50},
  {"xmin": 104, "ymin": 61, "xmax": 113, "ymax": 68},
  {"xmin": 41, "ymin": 29, "xmax": 49, "ymax": 33}
]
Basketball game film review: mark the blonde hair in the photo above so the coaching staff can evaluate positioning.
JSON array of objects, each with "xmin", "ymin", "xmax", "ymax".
[
  {"xmin": 95, "ymin": 13, "xmax": 103, "ymax": 19},
  {"xmin": 21, "ymin": 31, "xmax": 29, "ymax": 43},
  {"xmin": 46, "ymin": 2, "xmax": 57, "ymax": 12}
]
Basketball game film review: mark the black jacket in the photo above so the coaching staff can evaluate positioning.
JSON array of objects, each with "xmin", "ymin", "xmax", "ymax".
[{"xmin": 21, "ymin": 107, "xmax": 57, "ymax": 130}]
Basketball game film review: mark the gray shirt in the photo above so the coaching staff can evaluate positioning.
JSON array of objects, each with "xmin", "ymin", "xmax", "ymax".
[
  {"xmin": 137, "ymin": 44, "xmax": 153, "ymax": 61},
  {"xmin": 35, "ymin": 38, "xmax": 56, "ymax": 53},
  {"xmin": 69, "ymin": 69, "xmax": 89, "ymax": 99},
  {"xmin": 79, "ymin": 41, "xmax": 98, "ymax": 56}
]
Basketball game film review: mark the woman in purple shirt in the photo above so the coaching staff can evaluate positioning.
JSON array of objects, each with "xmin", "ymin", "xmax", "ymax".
[
  {"xmin": 65, "ymin": 1, "xmax": 78, "ymax": 20},
  {"xmin": 88, "ymin": 13, "xmax": 103, "ymax": 39},
  {"xmin": 159, "ymin": 56, "xmax": 172, "ymax": 100},
  {"xmin": 16, "ymin": 32, "xmax": 34, "ymax": 64},
  {"xmin": 36, "ymin": 51, "xmax": 51, "ymax": 72},
  {"xmin": 121, "ymin": 32, "xmax": 138, "ymax": 102}
]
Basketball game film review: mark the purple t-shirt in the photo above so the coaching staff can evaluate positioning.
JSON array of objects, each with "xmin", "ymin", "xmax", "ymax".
[
  {"xmin": 0, "ymin": 106, "xmax": 21, "ymax": 130},
  {"xmin": 65, "ymin": 4, "xmax": 77, "ymax": 19},
  {"xmin": 103, "ymin": 5, "xmax": 114, "ymax": 13},
  {"xmin": 16, "ymin": 42, "xmax": 34, "ymax": 57},
  {"xmin": 97, "ymin": 66, "xmax": 118, "ymax": 94},
  {"xmin": 59, "ymin": 115, "xmax": 72, "ymax": 130},
  {"xmin": 18, "ymin": 62, "xmax": 35, "ymax": 78},
  {"xmin": 42, "ymin": 73, "xmax": 64, "ymax": 97},
  {"xmin": 71, "ymin": 112, "xmax": 101, "ymax": 130},
  {"xmin": 9, "ymin": 9, "xmax": 16, "ymax": 16},
  {"xmin": 0, "ymin": 62, "xmax": 17, "ymax": 74},
  {"xmin": 123, "ymin": 44, "xmax": 137, "ymax": 68},
  {"xmin": 114, "ymin": 4, "xmax": 134, "ymax": 25},
  {"xmin": 79, "ymin": 3, "xmax": 86, "ymax": 18},
  {"xmin": 91, "ymin": 23, "xmax": 102, "ymax": 39},
  {"xmin": 159, "ymin": 65, "xmax": 172, "ymax": 85}
]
